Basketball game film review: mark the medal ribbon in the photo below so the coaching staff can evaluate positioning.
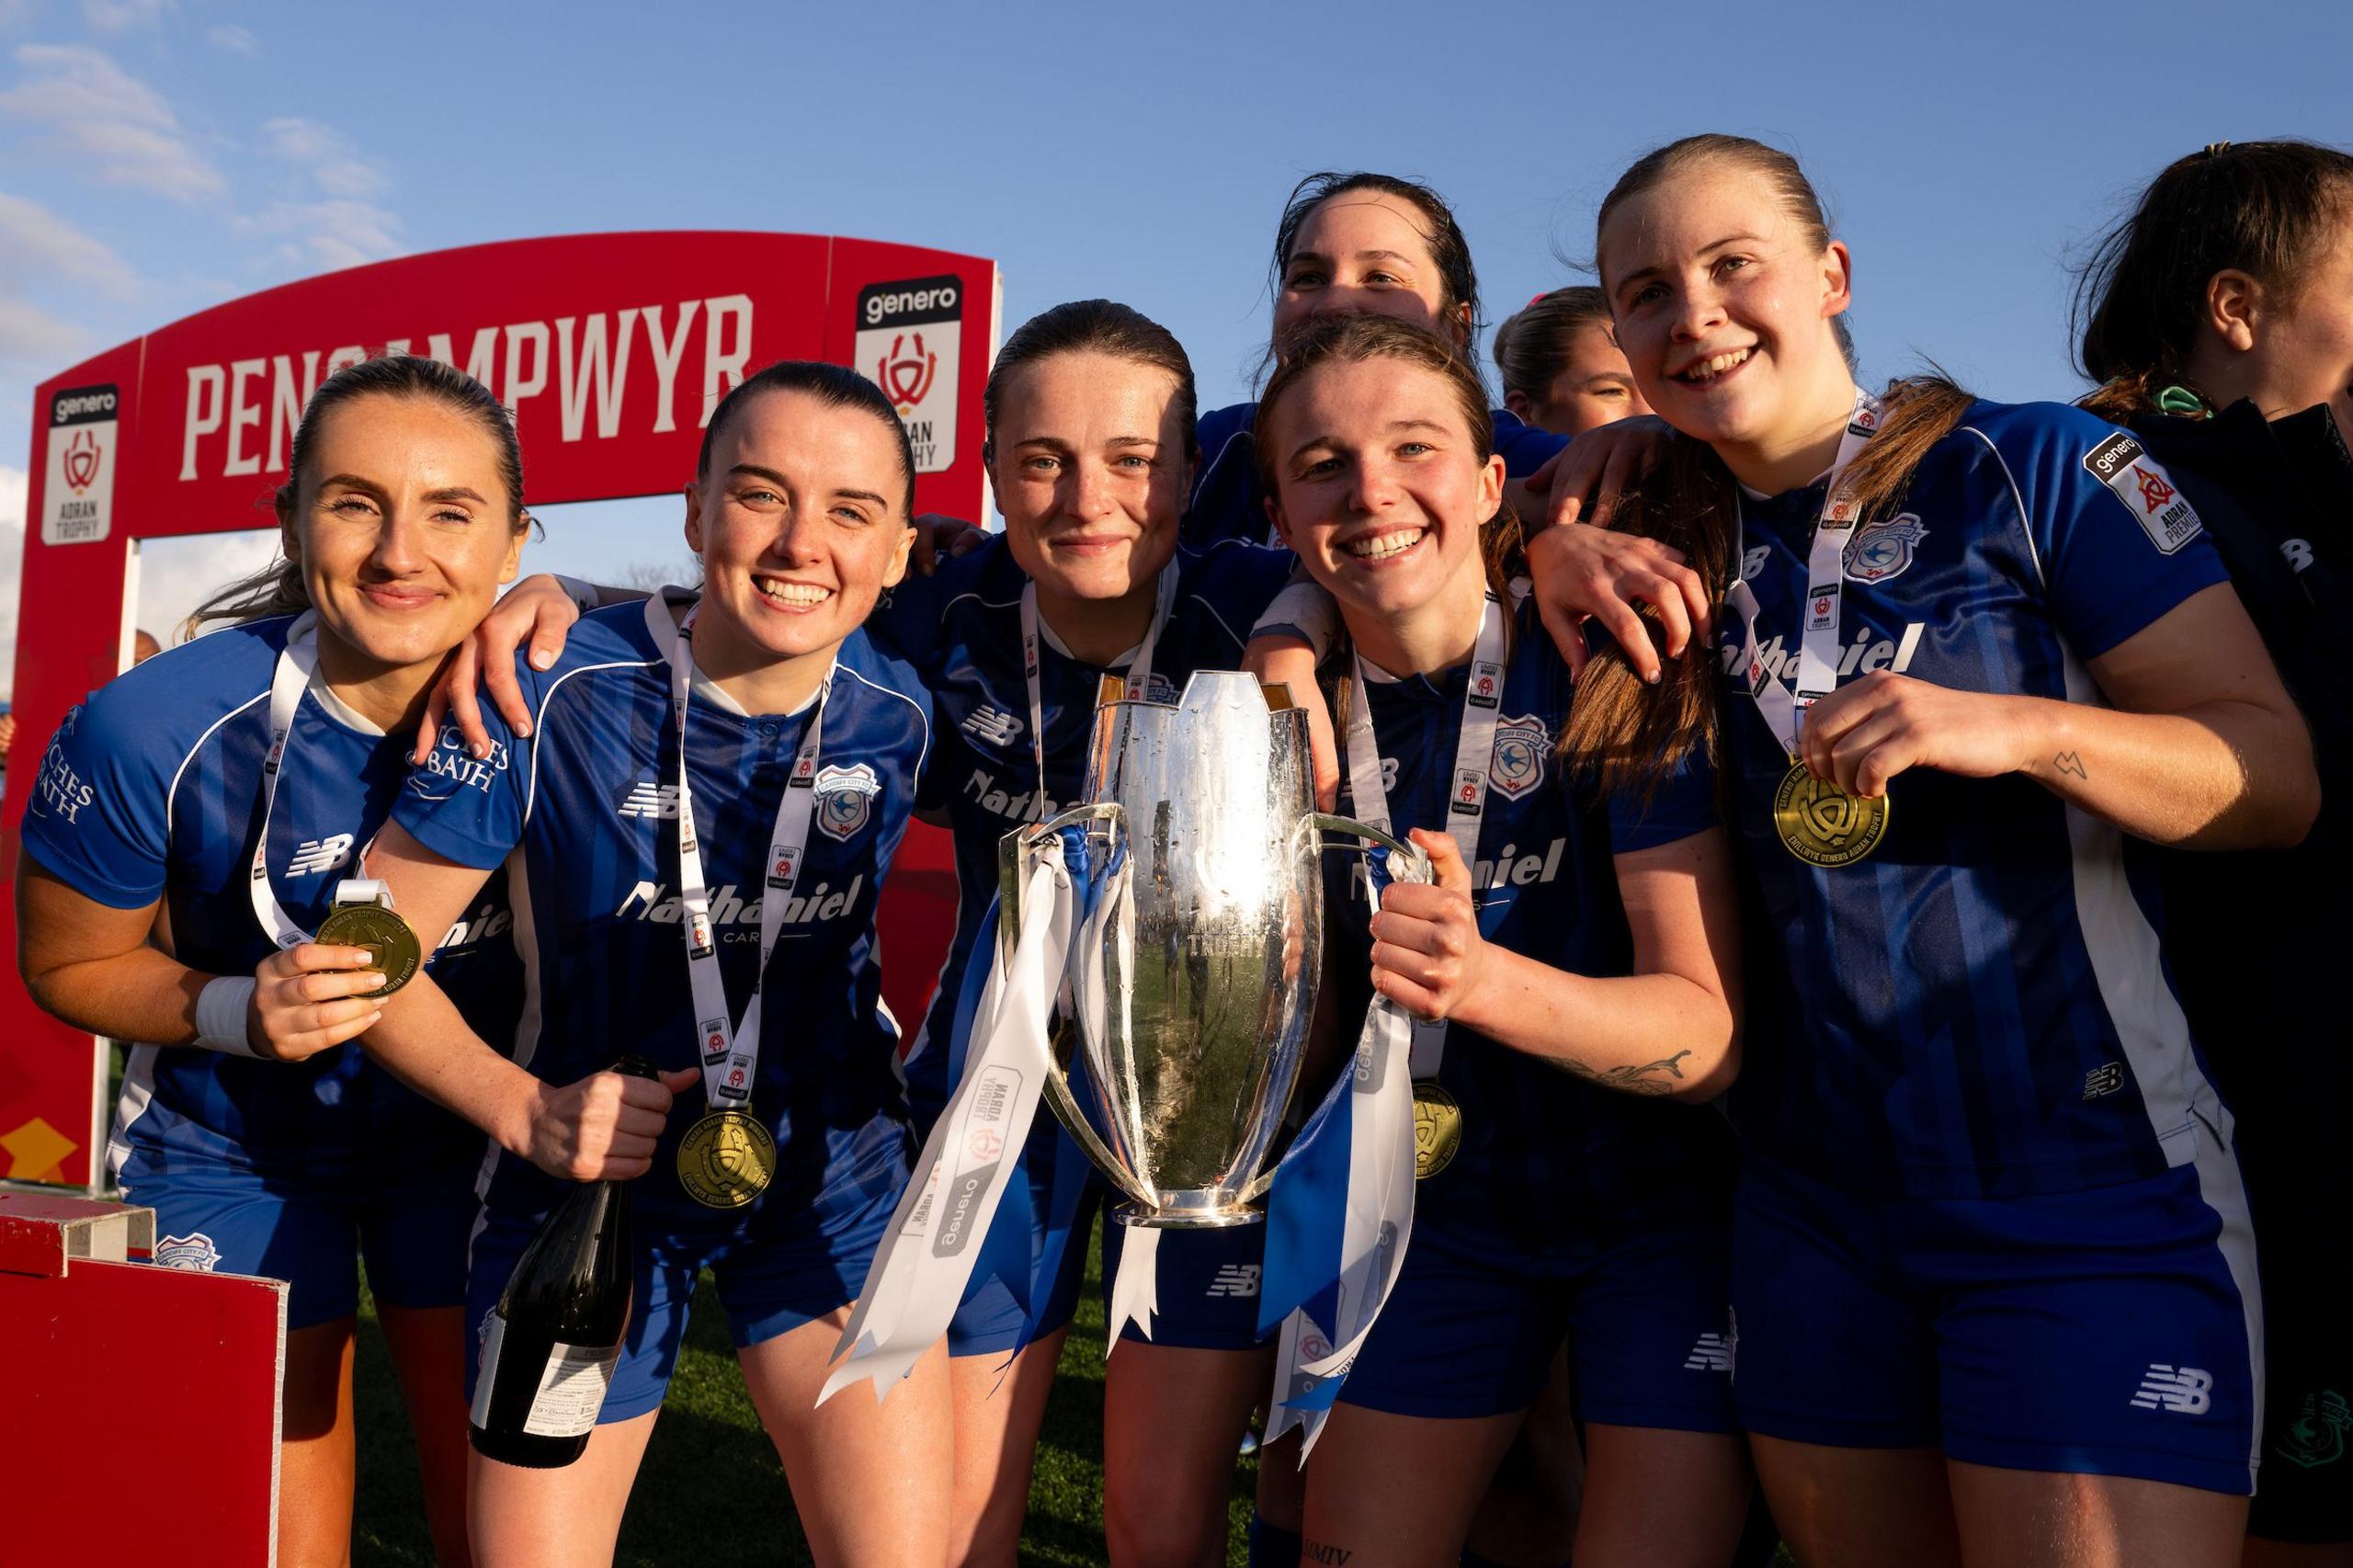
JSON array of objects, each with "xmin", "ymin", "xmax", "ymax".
[
  {"xmin": 1724, "ymin": 391, "xmax": 1883, "ymax": 759},
  {"xmin": 1261, "ymin": 588, "xmax": 1508, "ymax": 1455},
  {"xmin": 1016, "ymin": 564, "xmax": 1178, "ymax": 818},
  {"xmin": 245, "ymin": 609, "xmax": 391, "ymax": 949},
  {"xmin": 664, "ymin": 597, "xmax": 834, "ymax": 1109}
]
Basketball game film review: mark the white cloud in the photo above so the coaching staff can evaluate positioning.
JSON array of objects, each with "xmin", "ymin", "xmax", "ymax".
[
  {"xmin": 0, "ymin": 44, "xmax": 224, "ymax": 200},
  {"xmin": 0, "ymin": 463, "xmax": 22, "ymax": 700},
  {"xmin": 82, "ymin": 0, "xmax": 174, "ymax": 31},
  {"xmin": 238, "ymin": 196, "xmax": 402, "ymax": 272},
  {"xmin": 0, "ymin": 189, "xmax": 137, "ymax": 297},
  {"xmin": 259, "ymin": 115, "xmax": 385, "ymax": 199},
  {"xmin": 206, "ymin": 23, "xmax": 258, "ymax": 56},
  {"xmin": 0, "ymin": 294, "xmax": 87, "ymax": 366}
]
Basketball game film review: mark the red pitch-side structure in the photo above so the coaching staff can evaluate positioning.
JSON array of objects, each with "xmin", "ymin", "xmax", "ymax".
[{"xmin": 5, "ymin": 230, "xmax": 998, "ymax": 1193}]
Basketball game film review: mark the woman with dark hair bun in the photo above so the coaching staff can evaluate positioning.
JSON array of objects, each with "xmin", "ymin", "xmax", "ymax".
[
  {"xmin": 17, "ymin": 355, "xmax": 534, "ymax": 1566},
  {"xmin": 2075, "ymin": 138, "xmax": 2353, "ymax": 1565},
  {"xmin": 355, "ymin": 361, "xmax": 951, "ymax": 1564}
]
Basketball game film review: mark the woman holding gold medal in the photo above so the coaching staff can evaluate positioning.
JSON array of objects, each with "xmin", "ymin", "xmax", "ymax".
[
  {"xmin": 1251, "ymin": 312, "xmax": 1753, "ymax": 1568},
  {"xmin": 353, "ymin": 360, "xmax": 952, "ymax": 1566},
  {"xmin": 16, "ymin": 355, "xmax": 533, "ymax": 1568},
  {"xmin": 1575, "ymin": 135, "xmax": 2318, "ymax": 1565}
]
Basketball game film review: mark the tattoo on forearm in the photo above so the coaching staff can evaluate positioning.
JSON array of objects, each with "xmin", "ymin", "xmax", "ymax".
[
  {"xmin": 1557, "ymin": 1049, "xmax": 1694, "ymax": 1096},
  {"xmin": 2055, "ymin": 751, "xmax": 2087, "ymax": 778},
  {"xmin": 1303, "ymin": 1541, "xmax": 1354, "ymax": 1565}
]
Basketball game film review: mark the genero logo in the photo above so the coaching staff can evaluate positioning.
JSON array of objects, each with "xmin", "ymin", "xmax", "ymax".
[
  {"xmin": 43, "ymin": 382, "xmax": 119, "ymax": 546},
  {"xmin": 854, "ymin": 275, "xmax": 961, "ymax": 473}
]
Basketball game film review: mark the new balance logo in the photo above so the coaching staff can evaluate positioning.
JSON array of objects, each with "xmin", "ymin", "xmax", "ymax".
[
  {"xmin": 1685, "ymin": 1332, "xmax": 1733, "ymax": 1373},
  {"xmin": 2131, "ymin": 1364, "xmax": 2213, "ymax": 1414},
  {"xmin": 961, "ymin": 705, "xmax": 1022, "ymax": 746},
  {"xmin": 619, "ymin": 781, "xmax": 681, "ymax": 819},
  {"xmin": 1205, "ymin": 1263, "xmax": 1260, "ymax": 1300},
  {"xmin": 286, "ymin": 833, "xmax": 355, "ymax": 876}
]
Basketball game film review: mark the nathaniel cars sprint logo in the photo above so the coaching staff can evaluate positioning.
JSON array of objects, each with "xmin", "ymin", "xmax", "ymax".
[
  {"xmin": 855, "ymin": 275, "xmax": 962, "ymax": 473},
  {"xmin": 618, "ymin": 780, "xmax": 681, "ymax": 819},
  {"xmin": 1204, "ymin": 1264, "xmax": 1261, "ymax": 1300},
  {"xmin": 287, "ymin": 833, "xmax": 355, "ymax": 877},
  {"xmin": 2131, "ymin": 1364, "xmax": 2213, "ymax": 1415},
  {"xmin": 961, "ymin": 705, "xmax": 1022, "ymax": 747}
]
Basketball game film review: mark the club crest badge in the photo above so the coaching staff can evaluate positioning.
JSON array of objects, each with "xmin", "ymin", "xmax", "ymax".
[
  {"xmin": 1843, "ymin": 513, "xmax": 1927, "ymax": 584},
  {"xmin": 154, "ymin": 1233, "xmax": 222, "ymax": 1272},
  {"xmin": 813, "ymin": 763, "xmax": 882, "ymax": 842},
  {"xmin": 1489, "ymin": 715, "xmax": 1549, "ymax": 801}
]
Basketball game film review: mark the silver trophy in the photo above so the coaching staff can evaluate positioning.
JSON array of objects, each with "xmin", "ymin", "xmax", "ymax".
[{"xmin": 998, "ymin": 670, "xmax": 1421, "ymax": 1229}]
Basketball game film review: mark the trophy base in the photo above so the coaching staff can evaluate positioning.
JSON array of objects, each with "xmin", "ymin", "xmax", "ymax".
[{"xmin": 1111, "ymin": 1202, "xmax": 1265, "ymax": 1231}]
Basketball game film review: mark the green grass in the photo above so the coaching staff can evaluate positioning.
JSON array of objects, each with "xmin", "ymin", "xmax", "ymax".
[{"xmin": 351, "ymin": 1228, "xmax": 1260, "ymax": 1567}]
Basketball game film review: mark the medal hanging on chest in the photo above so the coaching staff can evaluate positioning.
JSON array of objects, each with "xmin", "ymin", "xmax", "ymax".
[
  {"xmin": 664, "ymin": 601, "xmax": 834, "ymax": 1208},
  {"xmin": 247, "ymin": 611, "xmax": 421, "ymax": 992},
  {"xmin": 1726, "ymin": 393, "xmax": 1893, "ymax": 868},
  {"xmin": 1343, "ymin": 590, "xmax": 1510, "ymax": 1168}
]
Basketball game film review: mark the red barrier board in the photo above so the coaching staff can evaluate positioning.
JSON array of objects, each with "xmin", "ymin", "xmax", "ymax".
[
  {"xmin": 0, "ymin": 1191, "xmax": 286, "ymax": 1564},
  {"xmin": 6, "ymin": 232, "xmax": 998, "ymax": 1188}
]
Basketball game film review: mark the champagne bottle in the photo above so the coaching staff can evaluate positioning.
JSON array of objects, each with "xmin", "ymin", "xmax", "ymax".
[{"xmin": 468, "ymin": 1055, "xmax": 656, "ymax": 1468}]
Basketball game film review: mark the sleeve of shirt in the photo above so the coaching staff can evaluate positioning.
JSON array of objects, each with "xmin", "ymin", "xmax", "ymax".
[
  {"xmin": 391, "ymin": 652, "xmax": 536, "ymax": 870},
  {"xmin": 871, "ymin": 538, "xmax": 1002, "ymax": 676},
  {"xmin": 1997, "ymin": 403, "xmax": 2232, "ymax": 660},
  {"xmin": 1188, "ymin": 542, "xmax": 1310, "ymax": 657},
  {"xmin": 1494, "ymin": 408, "xmax": 1570, "ymax": 479},
  {"xmin": 1599, "ymin": 746, "xmax": 1720, "ymax": 856},
  {"xmin": 17, "ymin": 688, "xmax": 178, "ymax": 909}
]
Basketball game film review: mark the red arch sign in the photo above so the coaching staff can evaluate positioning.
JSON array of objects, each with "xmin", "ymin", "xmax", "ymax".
[{"xmin": 5, "ymin": 230, "xmax": 996, "ymax": 1189}]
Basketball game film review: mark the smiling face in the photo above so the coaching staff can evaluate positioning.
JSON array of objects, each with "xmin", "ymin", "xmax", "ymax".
[
  {"xmin": 1599, "ymin": 159, "xmax": 1854, "ymax": 455},
  {"xmin": 283, "ymin": 392, "xmax": 524, "ymax": 678},
  {"xmin": 986, "ymin": 349, "xmax": 1191, "ymax": 604},
  {"xmin": 1264, "ymin": 354, "xmax": 1502, "ymax": 639},
  {"xmin": 1514, "ymin": 318, "xmax": 1653, "ymax": 437},
  {"xmin": 684, "ymin": 385, "xmax": 915, "ymax": 668},
  {"xmin": 1274, "ymin": 190, "xmax": 1466, "ymax": 350}
]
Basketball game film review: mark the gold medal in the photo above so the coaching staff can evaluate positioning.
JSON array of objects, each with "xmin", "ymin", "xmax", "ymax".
[
  {"xmin": 677, "ymin": 1109, "xmax": 777, "ymax": 1209},
  {"xmin": 313, "ymin": 902, "xmax": 422, "ymax": 996},
  {"xmin": 1411, "ymin": 1081, "xmax": 1461, "ymax": 1181},
  {"xmin": 1773, "ymin": 762, "xmax": 1889, "ymax": 868}
]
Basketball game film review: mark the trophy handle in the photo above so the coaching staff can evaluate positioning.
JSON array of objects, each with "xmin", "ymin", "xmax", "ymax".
[
  {"xmin": 1231, "ymin": 814, "xmax": 1433, "ymax": 1207},
  {"xmin": 1303, "ymin": 813, "xmax": 1432, "ymax": 885},
  {"xmin": 997, "ymin": 804, "xmax": 1160, "ymax": 1213}
]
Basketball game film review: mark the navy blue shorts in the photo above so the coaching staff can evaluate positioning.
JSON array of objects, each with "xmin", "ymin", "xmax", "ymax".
[
  {"xmin": 122, "ymin": 1129, "xmax": 483, "ymax": 1331},
  {"xmin": 1100, "ymin": 1208, "xmax": 1270, "ymax": 1351},
  {"xmin": 1730, "ymin": 1144, "xmax": 2263, "ymax": 1494},
  {"xmin": 1338, "ymin": 1221, "xmax": 1738, "ymax": 1428},
  {"xmin": 465, "ymin": 1176, "xmax": 899, "ymax": 1425}
]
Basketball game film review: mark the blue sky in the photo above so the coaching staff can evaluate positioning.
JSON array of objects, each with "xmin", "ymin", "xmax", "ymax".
[{"xmin": 0, "ymin": 0, "xmax": 2345, "ymax": 680}]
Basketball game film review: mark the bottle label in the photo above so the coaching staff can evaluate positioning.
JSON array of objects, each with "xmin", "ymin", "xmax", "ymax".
[
  {"xmin": 470, "ymin": 1312, "xmax": 621, "ymax": 1439},
  {"xmin": 524, "ymin": 1339, "xmax": 621, "ymax": 1438}
]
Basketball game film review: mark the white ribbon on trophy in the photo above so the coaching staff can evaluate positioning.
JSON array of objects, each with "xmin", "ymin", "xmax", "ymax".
[{"xmin": 819, "ymin": 845, "xmax": 1076, "ymax": 1403}]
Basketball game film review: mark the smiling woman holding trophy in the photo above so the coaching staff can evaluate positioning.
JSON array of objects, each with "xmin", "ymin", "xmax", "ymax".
[{"xmin": 1253, "ymin": 313, "xmax": 1753, "ymax": 1568}]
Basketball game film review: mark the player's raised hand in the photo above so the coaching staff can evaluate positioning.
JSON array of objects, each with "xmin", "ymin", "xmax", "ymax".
[{"xmin": 247, "ymin": 944, "xmax": 385, "ymax": 1062}]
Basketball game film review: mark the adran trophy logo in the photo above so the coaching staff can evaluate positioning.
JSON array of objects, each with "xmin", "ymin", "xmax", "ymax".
[
  {"xmin": 877, "ymin": 334, "xmax": 938, "ymax": 412},
  {"xmin": 63, "ymin": 428, "xmax": 101, "ymax": 493}
]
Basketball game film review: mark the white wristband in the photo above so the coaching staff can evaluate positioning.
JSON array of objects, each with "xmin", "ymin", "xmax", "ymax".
[
  {"xmin": 1252, "ymin": 581, "xmax": 1339, "ymax": 663},
  {"xmin": 551, "ymin": 574, "xmax": 600, "ymax": 614},
  {"xmin": 193, "ymin": 976, "xmax": 260, "ymax": 1056}
]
